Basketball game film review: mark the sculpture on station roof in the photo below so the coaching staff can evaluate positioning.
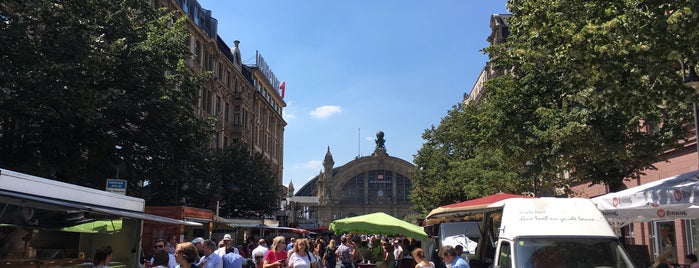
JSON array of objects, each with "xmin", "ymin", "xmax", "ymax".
[{"xmin": 375, "ymin": 131, "xmax": 386, "ymax": 149}]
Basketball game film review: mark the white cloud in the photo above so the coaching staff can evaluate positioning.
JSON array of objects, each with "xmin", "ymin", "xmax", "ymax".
[
  {"xmin": 283, "ymin": 110, "xmax": 296, "ymax": 121},
  {"xmin": 310, "ymin": 105, "xmax": 342, "ymax": 119}
]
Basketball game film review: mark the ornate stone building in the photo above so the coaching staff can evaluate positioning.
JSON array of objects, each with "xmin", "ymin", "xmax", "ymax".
[
  {"xmin": 158, "ymin": 0, "xmax": 287, "ymax": 185},
  {"xmin": 292, "ymin": 132, "xmax": 416, "ymax": 227},
  {"xmin": 462, "ymin": 14, "xmax": 510, "ymax": 105}
]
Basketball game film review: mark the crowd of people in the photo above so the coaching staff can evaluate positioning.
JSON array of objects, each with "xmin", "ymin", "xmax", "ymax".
[
  {"xmin": 132, "ymin": 233, "xmax": 432, "ymax": 268},
  {"xmin": 74, "ymin": 232, "xmax": 480, "ymax": 268}
]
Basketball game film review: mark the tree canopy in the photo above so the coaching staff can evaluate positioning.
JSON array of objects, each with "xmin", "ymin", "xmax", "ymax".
[
  {"xmin": 0, "ymin": 0, "xmax": 279, "ymax": 216},
  {"xmin": 410, "ymin": 0, "xmax": 699, "ymax": 214}
]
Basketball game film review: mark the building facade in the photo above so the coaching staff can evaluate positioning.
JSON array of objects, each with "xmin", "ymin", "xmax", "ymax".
[
  {"xmin": 463, "ymin": 14, "xmax": 510, "ymax": 105},
  {"xmin": 159, "ymin": 0, "xmax": 287, "ymax": 185},
  {"xmin": 290, "ymin": 132, "xmax": 416, "ymax": 227}
]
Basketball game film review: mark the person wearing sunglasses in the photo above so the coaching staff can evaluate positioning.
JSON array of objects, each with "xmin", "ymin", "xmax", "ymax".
[
  {"xmin": 254, "ymin": 253, "xmax": 265, "ymax": 268},
  {"xmin": 151, "ymin": 239, "xmax": 177, "ymax": 268}
]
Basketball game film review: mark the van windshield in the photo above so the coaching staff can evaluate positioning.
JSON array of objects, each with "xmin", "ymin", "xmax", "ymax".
[
  {"xmin": 439, "ymin": 222, "xmax": 480, "ymax": 254},
  {"xmin": 514, "ymin": 237, "xmax": 634, "ymax": 268}
]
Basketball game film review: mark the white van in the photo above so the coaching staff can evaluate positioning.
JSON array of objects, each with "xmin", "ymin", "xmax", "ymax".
[{"xmin": 474, "ymin": 198, "xmax": 635, "ymax": 268}]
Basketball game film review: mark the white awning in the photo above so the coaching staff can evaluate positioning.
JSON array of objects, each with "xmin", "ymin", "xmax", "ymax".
[{"xmin": 0, "ymin": 189, "xmax": 201, "ymax": 227}]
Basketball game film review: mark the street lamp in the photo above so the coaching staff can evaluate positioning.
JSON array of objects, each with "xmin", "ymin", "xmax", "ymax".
[{"xmin": 679, "ymin": 61, "xmax": 699, "ymax": 167}]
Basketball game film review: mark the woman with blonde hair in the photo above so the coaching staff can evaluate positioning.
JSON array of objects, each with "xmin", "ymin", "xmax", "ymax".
[
  {"xmin": 265, "ymin": 236, "xmax": 288, "ymax": 268},
  {"xmin": 323, "ymin": 240, "xmax": 336, "ymax": 268},
  {"xmin": 288, "ymin": 238, "xmax": 317, "ymax": 268},
  {"xmin": 174, "ymin": 242, "xmax": 199, "ymax": 268},
  {"xmin": 411, "ymin": 248, "xmax": 434, "ymax": 268}
]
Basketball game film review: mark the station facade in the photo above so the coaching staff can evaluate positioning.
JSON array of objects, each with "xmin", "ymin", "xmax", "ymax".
[{"xmin": 291, "ymin": 132, "xmax": 417, "ymax": 227}]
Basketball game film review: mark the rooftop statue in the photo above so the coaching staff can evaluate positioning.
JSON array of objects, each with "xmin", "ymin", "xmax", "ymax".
[{"xmin": 375, "ymin": 131, "xmax": 386, "ymax": 149}]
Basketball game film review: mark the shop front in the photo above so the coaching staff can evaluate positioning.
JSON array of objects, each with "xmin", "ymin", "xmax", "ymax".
[{"xmin": 0, "ymin": 168, "xmax": 200, "ymax": 267}]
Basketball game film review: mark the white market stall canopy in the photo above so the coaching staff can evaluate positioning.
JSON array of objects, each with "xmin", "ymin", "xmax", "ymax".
[
  {"xmin": 591, "ymin": 169, "xmax": 699, "ymax": 231},
  {"xmin": 0, "ymin": 168, "xmax": 202, "ymax": 228}
]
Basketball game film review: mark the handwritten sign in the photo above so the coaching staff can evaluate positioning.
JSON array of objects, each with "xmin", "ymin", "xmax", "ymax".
[{"xmin": 517, "ymin": 209, "xmax": 596, "ymax": 223}]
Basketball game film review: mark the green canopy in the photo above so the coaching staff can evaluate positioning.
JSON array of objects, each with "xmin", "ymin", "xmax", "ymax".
[
  {"xmin": 60, "ymin": 220, "xmax": 122, "ymax": 233},
  {"xmin": 329, "ymin": 212, "xmax": 427, "ymax": 239}
]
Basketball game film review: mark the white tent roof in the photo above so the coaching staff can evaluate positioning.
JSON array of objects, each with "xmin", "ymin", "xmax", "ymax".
[{"xmin": 591, "ymin": 170, "xmax": 699, "ymax": 232}]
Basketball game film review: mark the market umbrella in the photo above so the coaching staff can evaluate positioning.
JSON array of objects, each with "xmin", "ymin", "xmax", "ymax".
[
  {"xmin": 329, "ymin": 212, "xmax": 427, "ymax": 239},
  {"xmin": 592, "ymin": 169, "xmax": 699, "ymax": 210},
  {"xmin": 591, "ymin": 169, "xmax": 699, "ymax": 234}
]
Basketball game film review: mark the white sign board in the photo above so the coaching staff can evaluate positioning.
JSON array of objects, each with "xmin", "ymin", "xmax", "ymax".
[{"xmin": 106, "ymin": 179, "xmax": 127, "ymax": 195}]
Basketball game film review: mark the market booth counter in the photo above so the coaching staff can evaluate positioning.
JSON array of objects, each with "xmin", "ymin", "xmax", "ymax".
[{"xmin": 0, "ymin": 169, "xmax": 201, "ymax": 268}]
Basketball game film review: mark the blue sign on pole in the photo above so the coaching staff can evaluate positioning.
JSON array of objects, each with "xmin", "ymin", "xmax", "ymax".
[{"xmin": 106, "ymin": 179, "xmax": 127, "ymax": 195}]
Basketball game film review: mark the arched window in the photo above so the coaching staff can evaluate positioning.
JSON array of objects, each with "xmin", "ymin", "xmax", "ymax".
[
  {"xmin": 395, "ymin": 174, "xmax": 412, "ymax": 204},
  {"xmin": 341, "ymin": 173, "xmax": 365, "ymax": 204}
]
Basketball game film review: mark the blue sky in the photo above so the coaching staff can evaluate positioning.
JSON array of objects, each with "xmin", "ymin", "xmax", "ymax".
[{"xmin": 197, "ymin": 1, "xmax": 509, "ymax": 190}]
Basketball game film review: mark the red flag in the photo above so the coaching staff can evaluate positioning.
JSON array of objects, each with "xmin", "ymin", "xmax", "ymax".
[{"xmin": 280, "ymin": 81, "xmax": 286, "ymax": 98}]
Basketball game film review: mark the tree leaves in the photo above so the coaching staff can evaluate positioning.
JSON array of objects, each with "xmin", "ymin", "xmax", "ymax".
[
  {"xmin": 0, "ymin": 0, "xmax": 279, "ymax": 217},
  {"xmin": 411, "ymin": 0, "xmax": 699, "ymax": 213}
]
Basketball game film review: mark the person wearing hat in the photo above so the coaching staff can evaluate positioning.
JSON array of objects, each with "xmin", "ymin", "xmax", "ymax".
[
  {"xmin": 216, "ymin": 234, "xmax": 239, "ymax": 257},
  {"xmin": 192, "ymin": 237, "xmax": 206, "ymax": 258}
]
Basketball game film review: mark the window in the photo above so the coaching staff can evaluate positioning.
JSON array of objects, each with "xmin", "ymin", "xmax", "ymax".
[
  {"xmin": 341, "ymin": 174, "xmax": 365, "ymax": 204},
  {"xmin": 215, "ymin": 95, "xmax": 221, "ymax": 115},
  {"xmin": 185, "ymin": 35, "xmax": 191, "ymax": 54},
  {"xmin": 201, "ymin": 89, "xmax": 212, "ymax": 114},
  {"xmin": 497, "ymin": 242, "xmax": 512, "ymax": 268},
  {"xmin": 194, "ymin": 41, "xmax": 201, "ymax": 65},
  {"xmin": 206, "ymin": 53, "xmax": 213, "ymax": 71},
  {"xmin": 515, "ymin": 238, "xmax": 633, "ymax": 268},
  {"xmin": 395, "ymin": 174, "xmax": 412, "ymax": 203},
  {"xmin": 368, "ymin": 170, "xmax": 392, "ymax": 202},
  {"xmin": 224, "ymin": 102, "xmax": 230, "ymax": 123}
]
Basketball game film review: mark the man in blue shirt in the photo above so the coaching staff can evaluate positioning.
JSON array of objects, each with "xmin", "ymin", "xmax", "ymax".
[
  {"xmin": 222, "ymin": 246, "xmax": 246, "ymax": 268},
  {"xmin": 440, "ymin": 246, "xmax": 470, "ymax": 268},
  {"xmin": 200, "ymin": 240, "xmax": 223, "ymax": 268},
  {"xmin": 286, "ymin": 237, "xmax": 296, "ymax": 251}
]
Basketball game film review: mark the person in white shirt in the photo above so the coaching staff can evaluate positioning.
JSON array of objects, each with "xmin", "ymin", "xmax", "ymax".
[
  {"xmin": 288, "ymin": 238, "xmax": 316, "ymax": 268},
  {"xmin": 251, "ymin": 238, "xmax": 269, "ymax": 265},
  {"xmin": 393, "ymin": 239, "xmax": 404, "ymax": 263},
  {"xmin": 216, "ymin": 234, "xmax": 239, "ymax": 256}
]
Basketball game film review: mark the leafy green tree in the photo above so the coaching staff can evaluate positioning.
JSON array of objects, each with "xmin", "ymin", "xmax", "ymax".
[
  {"xmin": 486, "ymin": 0, "xmax": 696, "ymax": 189},
  {"xmin": 411, "ymin": 0, "xmax": 699, "ymax": 212},
  {"xmin": 206, "ymin": 143, "xmax": 280, "ymax": 218},
  {"xmin": 410, "ymin": 103, "xmax": 524, "ymax": 213},
  {"xmin": 0, "ymin": 1, "xmax": 212, "ymax": 194}
]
